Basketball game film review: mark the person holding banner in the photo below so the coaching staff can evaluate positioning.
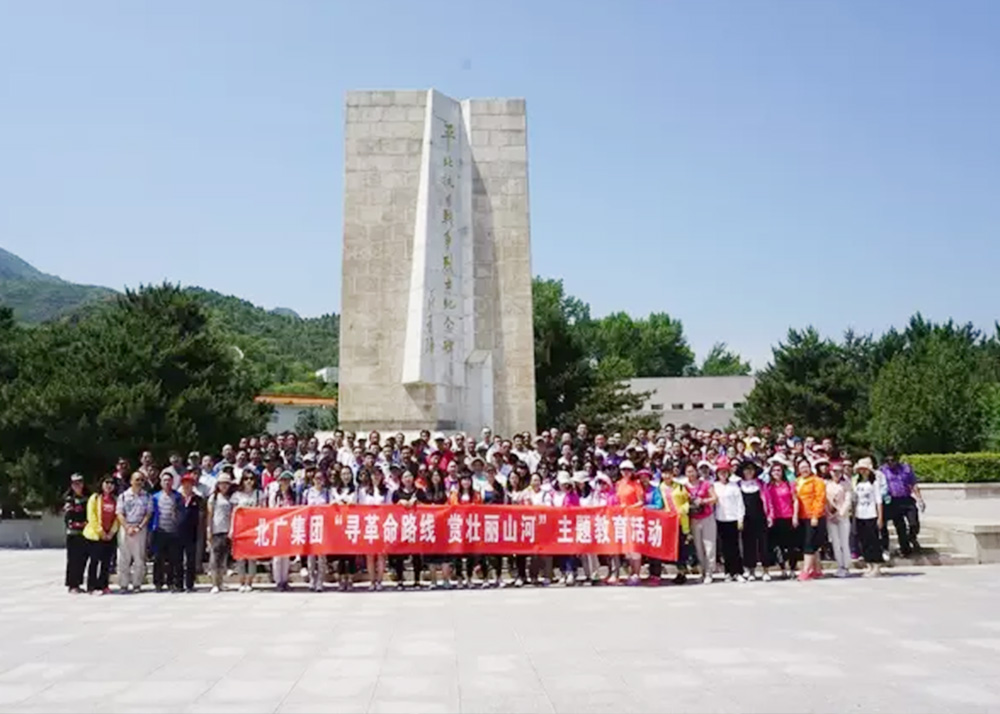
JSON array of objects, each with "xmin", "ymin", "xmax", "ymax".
[
  {"xmin": 358, "ymin": 469, "xmax": 390, "ymax": 591},
  {"xmin": 524, "ymin": 473, "xmax": 554, "ymax": 586},
  {"xmin": 424, "ymin": 469, "xmax": 454, "ymax": 588},
  {"xmin": 552, "ymin": 471, "xmax": 580, "ymax": 585},
  {"xmin": 232, "ymin": 471, "xmax": 263, "ymax": 592},
  {"xmin": 589, "ymin": 472, "xmax": 620, "ymax": 584},
  {"xmin": 268, "ymin": 471, "xmax": 298, "ymax": 591},
  {"xmin": 616, "ymin": 461, "xmax": 644, "ymax": 586},
  {"xmin": 303, "ymin": 469, "xmax": 331, "ymax": 591},
  {"xmin": 450, "ymin": 472, "xmax": 482, "ymax": 587},
  {"xmin": 391, "ymin": 470, "xmax": 426, "ymax": 589},
  {"xmin": 637, "ymin": 468, "xmax": 664, "ymax": 585},
  {"xmin": 331, "ymin": 467, "xmax": 357, "ymax": 590},
  {"xmin": 504, "ymin": 470, "xmax": 529, "ymax": 587},
  {"xmin": 479, "ymin": 465, "xmax": 506, "ymax": 588}
]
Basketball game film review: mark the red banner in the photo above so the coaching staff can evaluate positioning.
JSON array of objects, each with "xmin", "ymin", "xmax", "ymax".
[{"xmin": 232, "ymin": 505, "xmax": 678, "ymax": 561}]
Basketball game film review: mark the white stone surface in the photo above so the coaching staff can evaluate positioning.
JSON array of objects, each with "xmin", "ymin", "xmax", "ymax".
[{"xmin": 2, "ymin": 551, "xmax": 1000, "ymax": 712}]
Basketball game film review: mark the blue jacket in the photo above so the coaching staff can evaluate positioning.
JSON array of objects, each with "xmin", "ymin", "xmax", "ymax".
[{"xmin": 149, "ymin": 489, "xmax": 183, "ymax": 533}]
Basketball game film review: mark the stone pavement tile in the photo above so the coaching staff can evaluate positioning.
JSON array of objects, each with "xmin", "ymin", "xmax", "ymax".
[
  {"xmin": 145, "ymin": 658, "xmax": 237, "ymax": 681},
  {"xmin": 0, "ymin": 662, "xmax": 82, "ymax": 683},
  {"xmin": 277, "ymin": 701, "xmax": 373, "ymax": 714},
  {"xmin": 546, "ymin": 691, "xmax": 641, "ymax": 714},
  {"xmin": 621, "ymin": 670, "xmax": 705, "ymax": 691},
  {"xmin": 196, "ymin": 677, "xmax": 297, "ymax": 705},
  {"xmin": 0, "ymin": 684, "xmax": 52, "ymax": 707},
  {"xmin": 232, "ymin": 656, "xmax": 310, "ymax": 680},
  {"xmin": 184, "ymin": 705, "xmax": 277, "ymax": 714},
  {"xmin": 324, "ymin": 641, "xmax": 385, "ymax": 657},
  {"xmin": 111, "ymin": 679, "xmax": 214, "ymax": 705},
  {"xmin": 282, "ymin": 675, "xmax": 378, "ymax": 702},
  {"xmin": 921, "ymin": 682, "xmax": 1000, "ymax": 707},
  {"xmin": 458, "ymin": 672, "xmax": 546, "ymax": 696},
  {"xmin": 381, "ymin": 655, "xmax": 457, "ymax": 675},
  {"xmin": 459, "ymin": 693, "xmax": 555, "ymax": 713},
  {"xmin": 304, "ymin": 657, "xmax": 382, "ymax": 678},
  {"xmin": 368, "ymin": 699, "xmax": 460, "ymax": 714},
  {"xmin": 456, "ymin": 654, "xmax": 532, "ymax": 675},
  {"xmin": 539, "ymin": 672, "xmax": 625, "ymax": 694},
  {"xmin": 389, "ymin": 639, "xmax": 457, "ymax": 658},
  {"xmin": 34, "ymin": 680, "xmax": 129, "ymax": 703},
  {"xmin": 375, "ymin": 674, "xmax": 460, "ymax": 700}
]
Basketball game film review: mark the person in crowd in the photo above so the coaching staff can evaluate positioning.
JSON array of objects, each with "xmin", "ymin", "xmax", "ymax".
[
  {"xmin": 636, "ymin": 468, "xmax": 664, "ymax": 585},
  {"xmin": 588, "ymin": 472, "xmax": 621, "ymax": 584},
  {"xmin": 84, "ymin": 475, "xmax": 119, "ymax": 595},
  {"xmin": 615, "ymin": 460, "xmax": 645, "ymax": 586},
  {"xmin": 739, "ymin": 461, "xmax": 772, "ymax": 582},
  {"xmin": 826, "ymin": 460, "xmax": 854, "ymax": 577},
  {"xmin": 663, "ymin": 469, "xmax": 691, "ymax": 584},
  {"xmin": 713, "ymin": 458, "xmax": 745, "ymax": 582},
  {"xmin": 331, "ymin": 466, "xmax": 357, "ymax": 590},
  {"xmin": 160, "ymin": 452, "xmax": 188, "ymax": 490},
  {"xmin": 424, "ymin": 468, "xmax": 454, "ymax": 589},
  {"xmin": 391, "ymin": 470, "xmax": 426, "ymax": 589},
  {"xmin": 63, "ymin": 474, "xmax": 90, "ymax": 594},
  {"xmin": 116, "ymin": 472, "xmax": 152, "ymax": 593},
  {"xmin": 176, "ymin": 472, "xmax": 203, "ymax": 593},
  {"xmin": 206, "ymin": 471, "xmax": 235, "ymax": 593},
  {"xmin": 503, "ymin": 470, "xmax": 529, "ymax": 587},
  {"xmin": 269, "ymin": 471, "xmax": 298, "ymax": 591},
  {"xmin": 552, "ymin": 471, "xmax": 581, "ymax": 585},
  {"xmin": 150, "ymin": 471, "xmax": 183, "ymax": 592},
  {"xmin": 524, "ymin": 473, "xmax": 554, "ymax": 586},
  {"xmin": 879, "ymin": 450, "xmax": 925, "ymax": 558},
  {"xmin": 232, "ymin": 470, "xmax": 262, "ymax": 592},
  {"xmin": 303, "ymin": 469, "xmax": 331, "ymax": 592},
  {"xmin": 358, "ymin": 468, "xmax": 389, "ymax": 591},
  {"xmin": 450, "ymin": 471, "xmax": 482, "ymax": 588},
  {"xmin": 198, "ymin": 455, "xmax": 217, "ymax": 499},
  {"xmin": 685, "ymin": 461, "xmax": 718, "ymax": 584},
  {"xmin": 796, "ymin": 458, "xmax": 827, "ymax": 581},
  {"xmin": 853, "ymin": 458, "xmax": 885, "ymax": 577},
  {"xmin": 764, "ymin": 460, "xmax": 799, "ymax": 578}
]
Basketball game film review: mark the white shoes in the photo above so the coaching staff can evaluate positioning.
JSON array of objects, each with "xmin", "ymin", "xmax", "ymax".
[
  {"xmin": 210, "ymin": 586, "xmax": 220, "ymax": 594},
  {"xmin": 702, "ymin": 575, "xmax": 713, "ymax": 584},
  {"xmin": 735, "ymin": 574, "xmax": 747, "ymax": 583},
  {"xmin": 762, "ymin": 572, "xmax": 772, "ymax": 582}
]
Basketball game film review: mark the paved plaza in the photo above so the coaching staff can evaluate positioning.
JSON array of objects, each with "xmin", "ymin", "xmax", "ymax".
[{"xmin": 0, "ymin": 551, "xmax": 999, "ymax": 713}]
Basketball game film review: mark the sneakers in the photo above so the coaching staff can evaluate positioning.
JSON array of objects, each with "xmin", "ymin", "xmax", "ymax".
[
  {"xmin": 744, "ymin": 571, "xmax": 756, "ymax": 582},
  {"xmin": 835, "ymin": 568, "xmax": 849, "ymax": 578},
  {"xmin": 673, "ymin": 573, "xmax": 687, "ymax": 585},
  {"xmin": 761, "ymin": 573, "xmax": 772, "ymax": 582},
  {"xmin": 566, "ymin": 574, "xmax": 576, "ymax": 587},
  {"xmin": 702, "ymin": 575, "xmax": 713, "ymax": 585},
  {"xmin": 724, "ymin": 574, "xmax": 734, "ymax": 583},
  {"xmin": 210, "ymin": 586, "xmax": 221, "ymax": 594},
  {"xmin": 735, "ymin": 574, "xmax": 747, "ymax": 583},
  {"xmin": 797, "ymin": 571, "xmax": 812, "ymax": 582},
  {"xmin": 514, "ymin": 578, "xmax": 524, "ymax": 588},
  {"xmin": 375, "ymin": 582, "xmax": 384, "ymax": 592},
  {"xmin": 626, "ymin": 575, "xmax": 640, "ymax": 586},
  {"xmin": 647, "ymin": 575, "xmax": 661, "ymax": 586},
  {"xmin": 607, "ymin": 575, "xmax": 619, "ymax": 586},
  {"xmin": 541, "ymin": 578, "xmax": 551, "ymax": 587}
]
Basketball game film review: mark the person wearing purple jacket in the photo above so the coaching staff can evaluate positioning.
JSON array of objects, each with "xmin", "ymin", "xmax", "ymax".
[{"xmin": 878, "ymin": 451, "xmax": 926, "ymax": 557}]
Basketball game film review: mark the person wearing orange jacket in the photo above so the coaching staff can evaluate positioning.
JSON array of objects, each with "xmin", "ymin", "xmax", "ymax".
[{"xmin": 795, "ymin": 458, "xmax": 827, "ymax": 581}]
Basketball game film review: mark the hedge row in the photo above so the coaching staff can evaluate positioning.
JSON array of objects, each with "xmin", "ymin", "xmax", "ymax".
[{"xmin": 904, "ymin": 453, "xmax": 1000, "ymax": 483}]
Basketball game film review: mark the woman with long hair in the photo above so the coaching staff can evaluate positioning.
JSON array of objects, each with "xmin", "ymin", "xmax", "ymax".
[
  {"xmin": 449, "ymin": 472, "xmax": 482, "ymax": 588},
  {"xmin": 83, "ymin": 475, "xmax": 117, "ymax": 595},
  {"xmin": 206, "ymin": 472, "xmax": 236, "ymax": 593},
  {"xmin": 853, "ymin": 458, "xmax": 884, "ymax": 577},
  {"xmin": 232, "ymin": 472, "xmax": 262, "ymax": 592},
  {"xmin": 796, "ymin": 458, "xmax": 827, "ymax": 581},
  {"xmin": 504, "ymin": 471, "xmax": 529, "ymax": 587},
  {"xmin": 552, "ymin": 472, "xmax": 581, "ymax": 585},
  {"xmin": 303, "ymin": 470, "xmax": 331, "ymax": 592},
  {"xmin": 268, "ymin": 472, "xmax": 298, "ymax": 591},
  {"xmin": 330, "ymin": 467, "xmax": 357, "ymax": 590},
  {"xmin": 479, "ymin": 465, "xmax": 506, "ymax": 588},
  {"xmin": 825, "ymin": 461, "xmax": 854, "ymax": 578},
  {"xmin": 358, "ymin": 469, "xmax": 390, "ymax": 591},
  {"xmin": 739, "ymin": 461, "xmax": 772, "ymax": 581},
  {"xmin": 764, "ymin": 460, "xmax": 799, "ymax": 578},
  {"xmin": 424, "ymin": 469, "xmax": 454, "ymax": 588}
]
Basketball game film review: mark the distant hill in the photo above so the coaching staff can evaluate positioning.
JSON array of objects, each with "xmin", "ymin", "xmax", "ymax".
[
  {"xmin": 0, "ymin": 247, "xmax": 116, "ymax": 322},
  {"xmin": 0, "ymin": 247, "xmax": 339, "ymax": 387}
]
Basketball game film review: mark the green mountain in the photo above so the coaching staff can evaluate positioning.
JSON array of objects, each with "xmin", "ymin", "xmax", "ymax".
[
  {"xmin": 0, "ymin": 248, "xmax": 339, "ymax": 388},
  {"xmin": 0, "ymin": 247, "xmax": 116, "ymax": 322}
]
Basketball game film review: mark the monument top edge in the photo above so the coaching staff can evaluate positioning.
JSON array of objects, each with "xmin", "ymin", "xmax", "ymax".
[{"xmin": 345, "ymin": 89, "xmax": 525, "ymax": 107}]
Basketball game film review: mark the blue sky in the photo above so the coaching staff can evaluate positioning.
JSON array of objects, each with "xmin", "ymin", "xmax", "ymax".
[{"xmin": 2, "ymin": 2, "xmax": 999, "ymax": 368}]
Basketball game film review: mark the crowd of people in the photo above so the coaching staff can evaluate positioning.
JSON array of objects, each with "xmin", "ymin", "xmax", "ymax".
[{"xmin": 62, "ymin": 422, "xmax": 926, "ymax": 594}]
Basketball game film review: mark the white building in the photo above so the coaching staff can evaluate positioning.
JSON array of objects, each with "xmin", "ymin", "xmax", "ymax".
[
  {"xmin": 314, "ymin": 367, "xmax": 339, "ymax": 384},
  {"xmin": 626, "ymin": 376, "xmax": 756, "ymax": 431},
  {"xmin": 255, "ymin": 394, "xmax": 338, "ymax": 433}
]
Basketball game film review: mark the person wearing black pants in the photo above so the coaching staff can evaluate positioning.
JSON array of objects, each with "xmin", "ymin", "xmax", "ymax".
[
  {"xmin": 738, "ymin": 462, "xmax": 771, "ymax": 581},
  {"xmin": 63, "ymin": 474, "xmax": 90, "ymax": 594},
  {"xmin": 713, "ymin": 463, "xmax": 745, "ymax": 581},
  {"xmin": 878, "ymin": 453, "xmax": 925, "ymax": 557},
  {"xmin": 150, "ymin": 472, "xmax": 183, "ymax": 592},
  {"xmin": 84, "ymin": 476, "xmax": 120, "ymax": 594},
  {"xmin": 176, "ymin": 474, "xmax": 204, "ymax": 592},
  {"xmin": 391, "ymin": 470, "xmax": 427, "ymax": 589}
]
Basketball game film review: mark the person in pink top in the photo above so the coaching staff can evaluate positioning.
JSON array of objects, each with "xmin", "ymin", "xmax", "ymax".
[
  {"xmin": 764, "ymin": 461, "xmax": 800, "ymax": 579},
  {"xmin": 684, "ymin": 461, "xmax": 718, "ymax": 585}
]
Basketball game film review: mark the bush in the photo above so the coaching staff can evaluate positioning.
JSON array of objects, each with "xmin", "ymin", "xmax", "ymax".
[{"xmin": 904, "ymin": 453, "xmax": 1000, "ymax": 483}]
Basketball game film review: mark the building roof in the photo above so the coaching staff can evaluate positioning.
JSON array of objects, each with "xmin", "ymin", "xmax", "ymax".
[{"xmin": 255, "ymin": 394, "xmax": 338, "ymax": 408}]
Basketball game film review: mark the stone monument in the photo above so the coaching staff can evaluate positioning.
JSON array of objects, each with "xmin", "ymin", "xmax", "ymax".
[{"xmin": 339, "ymin": 89, "xmax": 536, "ymax": 436}]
